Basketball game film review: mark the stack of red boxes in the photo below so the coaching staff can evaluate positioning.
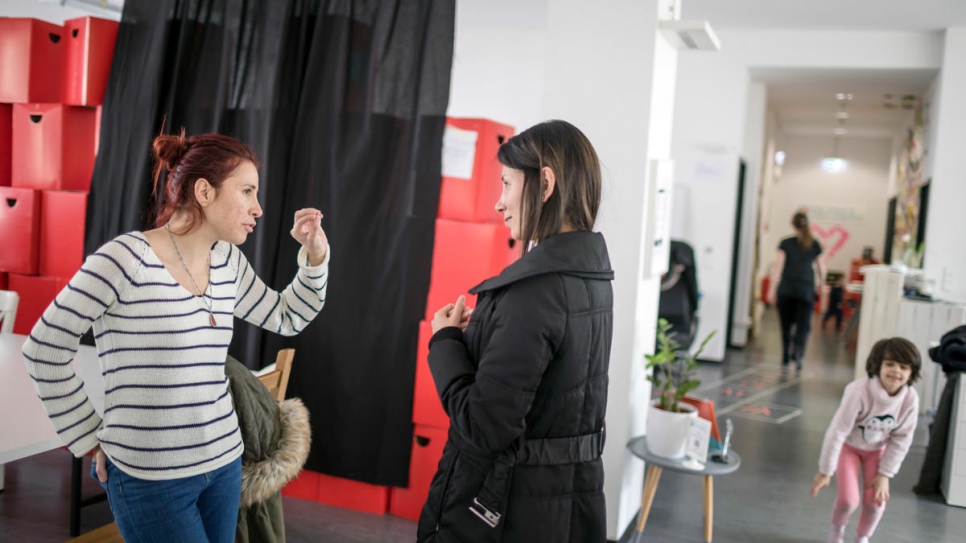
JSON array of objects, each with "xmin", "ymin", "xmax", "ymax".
[
  {"xmin": 0, "ymin": 17, "xmax": 119, "ymax": 335},
  {"xmin": 388, "ymin": 117, "xmax": 518, "ymax": 520}
]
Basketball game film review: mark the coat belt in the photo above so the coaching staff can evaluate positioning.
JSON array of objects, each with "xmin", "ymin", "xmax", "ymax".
[{"xmin": 469, "ymin": 426, "xmax": 606, "ymax": 528}]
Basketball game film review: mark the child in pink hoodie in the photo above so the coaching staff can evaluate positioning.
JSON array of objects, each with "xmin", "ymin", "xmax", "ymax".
[{"xmin": 811, "ymin": 337, "xmax": 921, "ymax": 543}]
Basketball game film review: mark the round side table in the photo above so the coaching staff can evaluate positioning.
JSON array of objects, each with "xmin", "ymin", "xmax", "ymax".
[{"xmin": 626, "ymin": 436, "xmax": 741, "ymax": 543}]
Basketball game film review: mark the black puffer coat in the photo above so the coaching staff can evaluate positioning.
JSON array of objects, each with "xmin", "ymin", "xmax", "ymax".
[{"xmin": 418, "ymin": 231, "xmax": 614, "ymax": 543}]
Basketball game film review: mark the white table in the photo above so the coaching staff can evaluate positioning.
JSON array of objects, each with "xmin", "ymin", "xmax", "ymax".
[{"xmin": 0, "ymin": 333, "xmax": 103, "ymax": 483}]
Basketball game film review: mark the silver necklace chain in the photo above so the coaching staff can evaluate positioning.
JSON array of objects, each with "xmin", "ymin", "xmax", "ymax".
[{"xmin": 165, "ymin": 223, "xmax": 216, "ymax": 326}]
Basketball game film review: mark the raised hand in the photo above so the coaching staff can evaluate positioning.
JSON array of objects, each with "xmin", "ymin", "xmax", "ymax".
[{"xmin": 290, "ymin": 208, "xmax": 328, "ymax": 265}]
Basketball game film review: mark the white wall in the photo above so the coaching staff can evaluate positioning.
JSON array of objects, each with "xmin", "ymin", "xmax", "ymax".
[
  {"xmin": 670, "ymin": 49, "xmax": 749, "ymax": 361},
  {"xmin": 731, "ymin": 82, "xmax": 767, "ymax": 346},
  {"xmin": 923, "ymin": 28, "xmax": 966, "ymax": 302},
  {"xmin": 446, "ymin": 0, "xmax": 549, "ymax": 133},
  {"xmin": 450, "ymin": 0, "xmax": 672, "ymax": 537},
  {"xmin": 763, "ymin": 135, "xmax": 893, "ymax": 274},
  {"xmin": 0, "ymin": 0, "xmax": 120, "ymax": 23}
]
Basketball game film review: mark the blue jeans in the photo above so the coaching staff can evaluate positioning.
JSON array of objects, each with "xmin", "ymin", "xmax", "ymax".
[{"xmin": 92, "ymin": 455, "xmax": 242, "ymax": 543}]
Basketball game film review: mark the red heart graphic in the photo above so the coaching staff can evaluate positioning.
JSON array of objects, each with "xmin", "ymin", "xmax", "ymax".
[{"xmin": 810, "ymin": 224, "xmax": 850, "ymax": 258}]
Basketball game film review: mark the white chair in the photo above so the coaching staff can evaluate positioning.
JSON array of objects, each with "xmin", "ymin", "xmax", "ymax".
[
  {"xmin": 0, "ymin": 290, "xmax": 18, "ymax": 334},
  {"xmin": 0, "ymin": 290, "xmax": 18, "ymax": 492}
]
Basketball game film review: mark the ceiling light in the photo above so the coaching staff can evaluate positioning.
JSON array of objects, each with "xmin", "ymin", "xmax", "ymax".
[
  {"xmin": 822, "ymin": 157, "xmax": 848, "ymax": 173},
  {"xmin": 775, "ymin": 151, "xmax": 786, "ymax": 166},
  {"xmin": 834, "ymin": 127, "xmax": 847, "ymax": 136},
  {"xmin": 836, "ymin": 112, "xmax": 849, "ymax": 119},
  {"xmin": 836, "ymin": 93, "xmax": 845, "ymax": 100}
]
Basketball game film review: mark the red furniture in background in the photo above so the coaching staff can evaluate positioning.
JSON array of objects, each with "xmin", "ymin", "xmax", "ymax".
[
  {"xmin": 0, "ymin": 104, "xmax": 11, "ymax": 186},
  {"xmin": 0, "ymin": 18, "xmax": 64, "ymax": 104},
  {"xmin": 0, "ymin": 16, "xmax": 117, "ymax": 336},
  {"xmin": 12, "ymin": 103, "xmax": 98, "ymax": 191}
]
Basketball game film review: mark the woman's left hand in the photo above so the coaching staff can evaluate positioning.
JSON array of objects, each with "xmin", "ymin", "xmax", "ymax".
[
  {"xmin": 291, "ymin": 208, "xmax": 328, "ymax": 265},
  {"xmin": 432, "ymin": 295, "xmax": 473, "ymax": 333},
  {"xmin": 869, "ymin": 474, "xmax": 890, "ymax": 504}
]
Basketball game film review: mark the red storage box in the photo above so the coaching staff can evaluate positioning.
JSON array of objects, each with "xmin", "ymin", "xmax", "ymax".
[
  {"xmin": 317, "ymin": 473, "xmax": 390, "ymax": 515},
  {"xmin": 439, "ymin": 118, "xmax": 514, "ymax": 224},
  {"xmin": 62, "ymin": 17, "xmax": 119, "ymax": 106},
  {"xmin": 413, "ymin": 320, "xmax": 448, "ymax": 429},
  {"xmin": 40, "ymin": 190, "xmax": 88, "ymax": 280},
  {"xmin": 425, "ymin": 219, "xmax": 516, "ymax": 320},
  {"xmin": 0, "ymin": 187, "xmax": 42, "ymax": 275},
  {"xmin": 12, "ymin": 103, "xmax": 98, "ymax": 191},
  {"xmin": 0, "ymin": 18, "xmax": 64, "ymax": 103},
  {"xmin": 389, "ymin": 425, "xmax": 448, "ymax": 521},
  {"xmin": 0, "ymin": 104, "xmax": 11, "ymax": 186},
  {"xmin": 281, "ymin": 469, "xmax": 321, "ymax": 502},
  {"xmin": 8, "ymin": 273, "xmax": 60, "ymax": 335}
]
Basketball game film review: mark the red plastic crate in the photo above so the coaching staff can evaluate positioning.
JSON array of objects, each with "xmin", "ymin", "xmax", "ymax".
[
  {"xmin": 281, "ymin": 469, "xmax": 321, "ymax": 502},
  {"xmin": 389, "ymin": 425, "xmax": 448, "ymax": 521},
  {"xmin": 317, "ymin": 473, "xmax": 390, "ymax": 515},
  {"xmin": 0, "ymin": 187, "xmax": 42, "ymax": 275},
  {"xmin": 40, "ymin": 190, "xmax": 88, "ymax": 280},
  {"xmin": 413, "ymin": 320, "xmax": 448, "ymax": 429},
  {"xmin": 8, "ymin": 274, "xmax": 60, "ymax": 335},
  {"xmin": 0, "ymin": 18, "xmax": 64, "ymax": 103},
  {"xmin": 438, "ymin": 118, "xmax": 514, "ymax": 224},
  {"xmin": 424, "ymin": 219, "xmax": 516, "ymax": 320},
  {"xmin": 0, "ymin": 104, "xmax": 10, "ymax": 186},
  {"xmin": 12, "ymin": 104, "xmax": 98, "ymax": 191},
  {"xmin": 62, "ymin": 17, "xmax": 119, "ymax": 106}
]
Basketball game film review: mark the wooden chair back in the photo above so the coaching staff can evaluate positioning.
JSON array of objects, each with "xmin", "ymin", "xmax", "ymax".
[{"xmin": 257, "ymin": 348, "xmax": 295, "ymax": 401}]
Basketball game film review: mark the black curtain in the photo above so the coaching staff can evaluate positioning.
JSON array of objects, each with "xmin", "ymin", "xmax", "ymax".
[{"xmin": 85, "ymin": 0, "xmax": 454, "ymax": 486}]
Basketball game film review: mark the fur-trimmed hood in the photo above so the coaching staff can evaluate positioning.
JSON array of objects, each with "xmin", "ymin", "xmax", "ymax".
[
  {"xmin": 225, "ymin": 355, "xmax": 312, "ymax": 508},
  {"xmin": 240, "ymin": 397, "xmax": 311, "ymax": 507}
]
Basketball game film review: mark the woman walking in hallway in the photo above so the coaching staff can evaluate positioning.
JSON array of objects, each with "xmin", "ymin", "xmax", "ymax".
[{"xmin": 768, "ymin": 211, "xmax": 827, "ymax": 370}]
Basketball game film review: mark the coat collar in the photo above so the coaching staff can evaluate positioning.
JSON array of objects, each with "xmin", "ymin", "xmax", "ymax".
[{"xmin": 470, "ymin": 230, "xmax": 614, "ymax": 294}]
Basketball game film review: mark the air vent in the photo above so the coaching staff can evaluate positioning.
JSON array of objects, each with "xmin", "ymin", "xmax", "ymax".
[{"xmin": 658, "ymin": 20, "xmax": 721, "ymax": 51}]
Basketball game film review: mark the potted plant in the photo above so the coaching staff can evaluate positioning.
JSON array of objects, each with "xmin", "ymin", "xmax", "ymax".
[{"xmin": 645, "ymin": 318, "xmax": 715, "ymax": 458}]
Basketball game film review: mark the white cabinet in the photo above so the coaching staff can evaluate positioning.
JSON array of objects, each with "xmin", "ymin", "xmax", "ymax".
[{"xmin": 942, "ymin": 373, "xmax": 966, "ymax": 507}]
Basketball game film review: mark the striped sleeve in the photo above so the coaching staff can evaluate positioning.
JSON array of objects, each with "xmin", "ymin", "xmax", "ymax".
[
  {"xmin": 232, "ymin": 243, "xmax": 329, "ymax": 335},
  {"xmin": 22, "ymin": 239, "xmax": 137, "ymax": 457}
]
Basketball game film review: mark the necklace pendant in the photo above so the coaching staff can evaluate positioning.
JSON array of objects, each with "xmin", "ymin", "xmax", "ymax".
[{"xmin": 209, "ymin": 312, "xmax": 217, "ymax": 327}]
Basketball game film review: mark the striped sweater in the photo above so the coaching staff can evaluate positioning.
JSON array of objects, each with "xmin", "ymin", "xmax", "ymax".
[{"xmin": 22, "ymin": 232, "xmax": 328, "ymax": 481}]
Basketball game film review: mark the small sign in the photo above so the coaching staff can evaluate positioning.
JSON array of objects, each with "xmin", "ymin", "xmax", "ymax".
[
  {"xmin": 441, "ymin": 125, "xmax": 478, "ymax": 179},
  {"xmin": 685, "ymin": 416, "xmax": 712, "ymax": 466}
]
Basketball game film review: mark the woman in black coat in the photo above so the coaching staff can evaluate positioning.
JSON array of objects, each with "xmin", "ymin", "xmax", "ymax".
[{"xmin": 417, "ymin": 120, "xmax": 614, "ymax": 543}]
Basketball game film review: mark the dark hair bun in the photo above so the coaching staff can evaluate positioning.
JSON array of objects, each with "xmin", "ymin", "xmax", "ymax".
[{"xmin": 152, "ymin": 130, "xmax": 189, "ymax": 171}]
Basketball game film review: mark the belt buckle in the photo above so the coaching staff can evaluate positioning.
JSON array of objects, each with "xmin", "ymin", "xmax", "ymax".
[{"xmin": 469, "ymin": 497, "xmax": 501, "ymax": 528}]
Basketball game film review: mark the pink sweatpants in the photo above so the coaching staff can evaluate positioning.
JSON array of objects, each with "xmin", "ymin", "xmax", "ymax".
[{"xmin": 832, "ymin": 443, "xmax": 886, "ymax": 537}]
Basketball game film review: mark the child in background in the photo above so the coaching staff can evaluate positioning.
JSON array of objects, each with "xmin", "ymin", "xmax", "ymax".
[
  {"xmin": 810, "ymin": 338, "xmax": 920, "ymax": 543},
  {"xmin": 823, "ymin": 276, "xmax": 845, "ymax": 331}
]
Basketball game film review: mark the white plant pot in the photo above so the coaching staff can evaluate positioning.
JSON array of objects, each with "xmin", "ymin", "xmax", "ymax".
[{"xmin": 646, "ymin": 399, "xmax": 698, "ymax": 459}]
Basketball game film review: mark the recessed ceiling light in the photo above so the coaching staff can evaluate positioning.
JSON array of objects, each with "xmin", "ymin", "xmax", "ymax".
[
  {"xmin": 834, "ymin": 128, "xmax": 847, "ymax": 136},
  {"xmin": 836, "ymin": 112, "xmax": 849, "ymax": 119},
  {"xmin": 836, "ymin": 93, "xmax": 846, "ymax": 100}
]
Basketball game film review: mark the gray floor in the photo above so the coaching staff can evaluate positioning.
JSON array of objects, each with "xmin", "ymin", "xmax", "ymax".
[{"xmin": 2, "ymin": 309, "xmax": 965, "ymax": 542}]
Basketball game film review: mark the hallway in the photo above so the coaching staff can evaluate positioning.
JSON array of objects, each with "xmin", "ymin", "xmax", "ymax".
[
  {"xmin": 1, "ymin": 310, "xmax": 964, "ymax": 542},
  {"xmin": 619, "ymin": 307, "xmax": 960, "ymax": 542}
]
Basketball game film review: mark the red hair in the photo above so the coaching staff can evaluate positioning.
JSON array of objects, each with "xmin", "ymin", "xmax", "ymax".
[{"xmin": 151, "ymin": 129, "xmax": 259, "ymax": 233}]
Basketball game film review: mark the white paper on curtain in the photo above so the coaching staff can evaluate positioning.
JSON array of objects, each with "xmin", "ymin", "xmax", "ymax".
[
  {"xmin": 441, "ymin": 125, "xmax": 478, "ymax": 179},
  {"xmin": 644, "ymin": 159, "xmax": 675, "ymax": 278}
]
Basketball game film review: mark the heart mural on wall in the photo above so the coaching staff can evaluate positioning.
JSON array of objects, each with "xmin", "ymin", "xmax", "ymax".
[{"xmin": 811, "ymin": 224, "xmax": 850, "ymax": 258}]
